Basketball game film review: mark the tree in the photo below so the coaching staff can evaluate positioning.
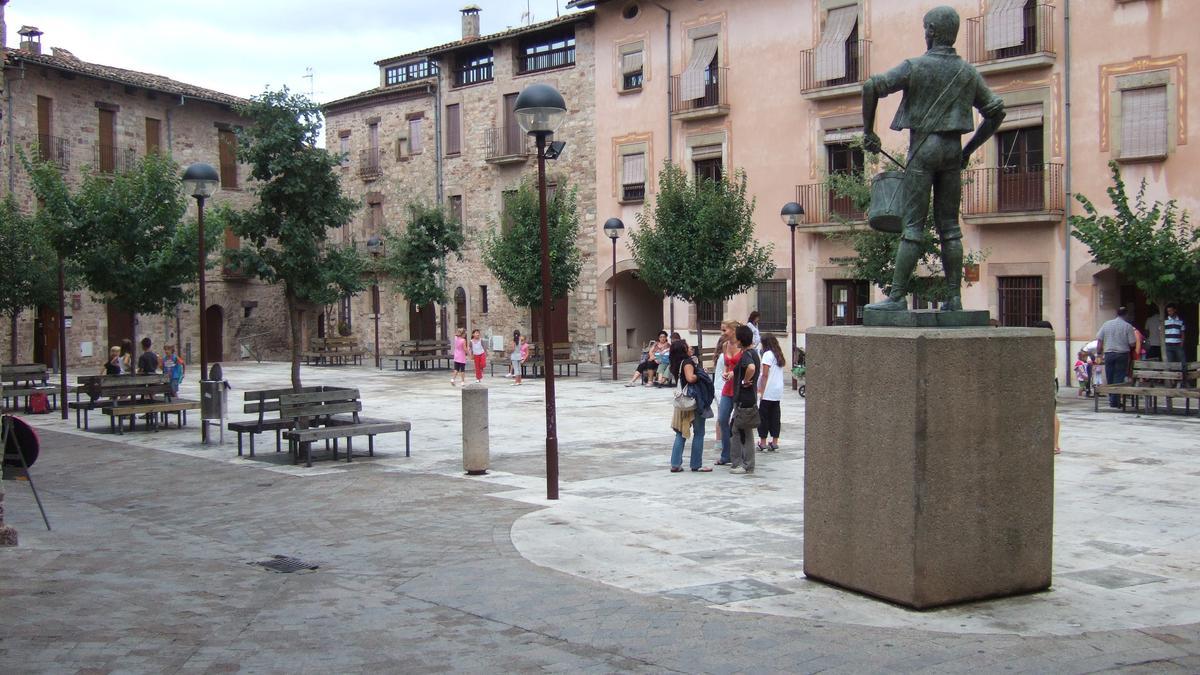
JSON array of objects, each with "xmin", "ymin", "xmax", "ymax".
[
  {"xmin": 825, "ymin": 144, "xmax": 987, "ymax": 304},
  {"xmin": 0, "ymin": 197, "xmax": 58, "ymax": 363},
  {"xmin": 378, "ymin": 201, "xmax": 464, "ymax": 340},
  {"xmin": 1071, "ymin": 161, "xmax": 1200, "ymax": 358},
  {"xmin": 481, "ymin": 175, "xmax": 584, "ymax": 311},
  {"xmin": 25, "ymin": 150, "xmax": 218, "ymax": 351},
  {"xmin": 218, "ymin": 88, "xmax": 364, "ymax": 390},
  {"xmin": 629, "ymin": 162, "xmax": 775, "ymax": 348}
]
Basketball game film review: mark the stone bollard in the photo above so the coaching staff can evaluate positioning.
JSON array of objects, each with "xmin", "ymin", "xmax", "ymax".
[
  {"xmin": 0, "ymin": 491, "xmax": 17, "ymax": 546},
  {"xmin": 462, "ymin": 383, "xmax": 490, "ymax": 475}
]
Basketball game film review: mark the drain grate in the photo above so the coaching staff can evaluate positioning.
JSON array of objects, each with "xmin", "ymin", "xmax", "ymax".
[{"xmin": 250, "ymin": 555, "xmax": 320, "ymax": 574}]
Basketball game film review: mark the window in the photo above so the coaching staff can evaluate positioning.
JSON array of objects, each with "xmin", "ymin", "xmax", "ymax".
[
  {"xmin": 385, "ymin": 59, "xmax": 432, "ymax": 86},
  {"xmin": 826, "ymin": 280, "xmax": 869, "ymax": 326},
  {"xmin": 145, "ymin": 117, "xmax": 161, "ymax": 155},
  {"xmin": 826, "ymin": 139, "xmax": 865, "ymax": 219},
  {"xmin": 367, "ymin": 199, "xmax": 383, "ymax": 237},
  {"xmin": 620, "ymin": 42, "xmax": 644, "ymax": 90},
  {"xmin": 519, "ymin": 30, "xmax": 576, "ymax": 74},
  {"xmin": 1119, "ymin": 86, "xmax": 1168, "ymax": 160},
  {"xmin": 679, "ymin": 36, "xmax": 719, "ymax": 102},
  {"xmin": 694, "ymin": 156, "xmax": 722, "ymax": 184},
  {"xmin": 697, "ymin": 300, "xmax": 723, "ymax": 331},
  {"xmin": 985, "ymin": 0, "xmax": 1038, "ymax": 59},
  {"xmin": 338, "ymin": 131, "xmax": 351, "ymax": 167},
  {"xmin": 448, "ymin": 195, "xmax": 463, "ymax": 226},
  {"xmin": 813, "ymin": 5, "xmax": 859, "ymax": 85},
  {"xmin": 97, "ymin": 108, "xmax": 116, "ymax": 173},
  {"xmin": 445, "ymin": 104, "xmax": 462, "ymax": 155},
  {"xmin": 480, "ymin": 285, "xmax": 489, "ymax": 314},
  {"xmin": 455, "ymin": 49, "xmax": 494, "ymax": 86},
  {"xmin": 998, "ymin": 276, "xmax": 1042, "ymax": 327},
  {"xmin": 37, "ymin": 96, "xmax": 59, "ymax": 167},
  {"xmin": 621, "ymin": 152, "xmax": 646, "ymax": 202},
  {"xmin": 996, "ymin": 125, "xmax": 1045, "ymax": 210},
  {"xmin": 338, "ymin": 294, "xmax": 353, "ymax": 331},
  {"xmin": 756, "ymin": 281, "xmax": 787, "ymax": 332},
  {"xmin": 455, "ymin": 287, "xmax": 468, "ymax": 331},
  {"xmin": 218, "ymin": 128, "xmax": 237, "ymax": 188},
  {"xmin": 407, "ymin": 116, "xmax": 423, "ymax": 154}
]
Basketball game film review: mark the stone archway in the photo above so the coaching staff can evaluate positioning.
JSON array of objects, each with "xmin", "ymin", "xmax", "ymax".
[{"xmin": 601, "ymin": 261, "xmax": 664, "ymax": 363}]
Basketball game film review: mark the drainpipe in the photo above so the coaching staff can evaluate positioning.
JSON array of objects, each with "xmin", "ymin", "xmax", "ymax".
[
  {"xmin": 433, "ymin": 67, "xmax": 444, "ymax": 205},
  {"xmin": 5, "ymin": 60, "xmax": 23, "ymax": 193},
  {"xmin": 651, "ymin": 1, "xmax": 674, "ymax": 332},
  {"xmin": 1062, "ymin": 0, "xmax": 1073, "ymax": 384}
]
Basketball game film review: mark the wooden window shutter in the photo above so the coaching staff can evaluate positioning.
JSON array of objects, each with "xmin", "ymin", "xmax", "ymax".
[
  {"xmin": 218, "ymin": 129, "xmax": 238, "ymax": 188},
  {"xmin": 145, "ymin": 118, "xmax": 161, "ymax": 155},
  {"xmin": 1120, "ymin": 86, "xmax": 1168, "ymax": 159},
  {"xmin": 446, "ymin": 104, "xmax": 462, "ymax": 155}
]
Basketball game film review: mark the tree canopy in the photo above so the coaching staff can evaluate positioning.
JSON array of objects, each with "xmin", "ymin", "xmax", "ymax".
[
  {"xmin": 481, "ymin": 175, "xmax": 583, "ymax": 309},
  {"xmin": 629, "ymin": 162, "xmax": 775, "ymax": 344},
  {"xmin": 0, "ymin": 196, "xmax": 59, "ymax": 362},
  {"xmin": 378, "ymin": 201, "xmax": 464, "ymax": 337},
  {"xmin": 216, "ymin": 87, "xmax": 364, "ymax": 389}
]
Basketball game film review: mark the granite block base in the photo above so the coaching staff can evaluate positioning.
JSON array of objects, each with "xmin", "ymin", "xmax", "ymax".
[
  {"xmin": 803, "ymin": 326, "xmax": 1054, "ymax": 609},
  {"xmin": 863, "ymin": 308, "xmax": 991, "ymax": 327}
]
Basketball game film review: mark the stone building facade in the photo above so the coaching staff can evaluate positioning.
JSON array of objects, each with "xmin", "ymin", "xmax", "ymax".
[
  {"xmin": 324, "ymin": 8, "xmax": 598, "ymax": 361},
  {"xmin": 0, "ymin": 15, "xmax": 288, "ymax": 371}
]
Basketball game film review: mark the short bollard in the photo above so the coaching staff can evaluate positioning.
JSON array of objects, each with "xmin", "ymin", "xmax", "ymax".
[{"xmin": 462, "ymin": 383, "xmax": 489, "ymax": 475}]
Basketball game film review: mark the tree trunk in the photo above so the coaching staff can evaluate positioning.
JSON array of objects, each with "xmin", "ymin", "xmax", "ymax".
[
  {"xmin": 286, "ymin": 291, "xmax": 303, "ymax": 392},
  {"xmin": 9, "ymin": 311, "xmax": 18, "ymax": 364}
]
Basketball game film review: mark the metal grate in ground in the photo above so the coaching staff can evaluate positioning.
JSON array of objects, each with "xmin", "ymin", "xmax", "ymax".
[{"xmin": 250, "ymin": 555, "xmax": 320, "ymax": 573}]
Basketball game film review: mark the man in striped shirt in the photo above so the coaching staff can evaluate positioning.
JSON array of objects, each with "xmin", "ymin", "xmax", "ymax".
[{"xmin": 1163, "ymin": 303, "xmax": 1185, "ymax": 365}]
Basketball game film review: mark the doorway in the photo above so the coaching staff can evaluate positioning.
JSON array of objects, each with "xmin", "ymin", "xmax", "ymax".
[
  {"xmin": 826, "ymin": 280, "xmax": 869, "ymax": 326},
  {"xmin": 454, "ymin": 287, "xmax": 467, "ymax": 332},
  {"xmin": 204, "ymin": 305, "xmax": 224, "ymax": 363},
  {"xmin": 33, "ymin": 305, "xmax": 60, "ymax": 369},
  {"xmin": 997, "ymin": 126, "xmax": 1044, "ymax": 211},
  {"xmin": 106, "ymin": 304, "xmax": 135, "ymax": 354},
  {"xmin": 409, "ymin": 301, "xmax": 436, "ymax": 340}
]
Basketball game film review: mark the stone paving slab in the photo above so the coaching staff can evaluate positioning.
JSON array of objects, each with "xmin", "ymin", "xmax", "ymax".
[{"xmin": 2, "ymin": 360, "xmax": 1198, "ymax": 672}]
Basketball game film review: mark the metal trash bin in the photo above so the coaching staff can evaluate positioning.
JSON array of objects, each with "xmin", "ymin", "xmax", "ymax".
[
  {"xmin": 598, "ymin": 342, "xmax": 612, "ymax": 369},
  {"xmin": 200, "ymin": 363, "xmax": 230, "ymax": 445}
]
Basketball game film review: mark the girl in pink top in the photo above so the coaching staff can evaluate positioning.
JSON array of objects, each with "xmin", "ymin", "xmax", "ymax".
[{"xmin": 451, "ymin": 328, "xmax": 468, "ymax": 386}]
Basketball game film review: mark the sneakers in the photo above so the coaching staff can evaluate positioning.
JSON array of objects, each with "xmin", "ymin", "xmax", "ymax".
[
  {"xmin": 767, "ymin": 442, "xmax": 778, "ymax": 452},
  {"xmin": 729, "ymin": 467, "xmax": 747, "ymax": 474},
  {"xmin": 450, "ymin": 379, "xmax": 457, "ymax": 386},
  {"xmin": 504, "ymin": 373, "xmax": 514, "ymax": 378}
]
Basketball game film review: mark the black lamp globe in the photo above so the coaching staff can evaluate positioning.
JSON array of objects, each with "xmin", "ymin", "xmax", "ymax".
[
  {"xmin": 603, "ymin": 217, "xmax": 625, "ymax": 240},
  {"xmin": 780, "ymin": 201, "xmax": 805, "ymax": 227},
  {"xmin": 514, "ymin": 83, "xmax": 567, "ymax": 136},
  {"xmin": 182, "ymin": 163, "xmax": 220, "ymax": 199}
]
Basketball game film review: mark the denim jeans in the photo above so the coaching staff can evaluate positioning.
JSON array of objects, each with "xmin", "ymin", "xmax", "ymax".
[
  {"xmin": 1104, "ymin": 351, "xmax": 1130, "ymax": 407},
  {"xmin": 670, "ymin": 413, "xmax": 707, "ymax": 470},
  {"xmin": 717, "ymin": 395, "xmax": 734, "ymax": 463}
]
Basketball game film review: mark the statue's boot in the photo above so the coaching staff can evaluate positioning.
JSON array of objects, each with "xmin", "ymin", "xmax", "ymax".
[
  {"xmin": 866, "ymin": 239, "xmax": 920, "ymax": 312},
  {"xmin": 940, "ymin": 237, "xmax": 964, "ymax": 312},
  {"xmin": 865, "ymin": 295, "xmax": 908, "ymax": 312},
  {"xmin": 942, "ymin": 296, "xmax": 963, "ymax": 311}
]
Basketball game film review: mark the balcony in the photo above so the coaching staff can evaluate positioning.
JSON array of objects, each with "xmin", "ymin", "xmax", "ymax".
[
  {"xmin": 35, "ymin": 134, "xmax": 70, "ymax": 171},
  {"xmin": 800, "ymin": 39, "xmax": 871, "ymax": 100},
  {"xmin": 794, "ymin": 181, "xmax": 867, "ymax": 233},
  {"xmin": 965, "ymin": 4, "xmax": 1056, "ymax": 74},
  {"xmin": 92, "ymin": 144, "xmax": 136, "ymax": 174},
  {"xmin": 358, "ymin": 148, "xmax": 381, "ymax": 181},
  {"xmin": 670, "ymin": 67, "xmax": 729, "ymax": 121},
  {"xmin": 960, "ymin": 163, "xmax": 1064, "ymax": 224},
  {"xmin": 484, "ymin": 128, "xmax": 531, "ymax": 165}
]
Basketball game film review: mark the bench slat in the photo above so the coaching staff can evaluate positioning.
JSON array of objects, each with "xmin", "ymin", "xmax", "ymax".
[{"xmin": 280, "ymin": 401, "xmax": 362, "ymax": 419}]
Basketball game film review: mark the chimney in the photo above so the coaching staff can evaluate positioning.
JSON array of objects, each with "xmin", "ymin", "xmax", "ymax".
[
  {"xmin": 461, "ymin": 5, "xmax": 481, "ymax": 42},
  {"xmin": 17, "ymin": 25, "xmax": 41, "ymax": 54}
]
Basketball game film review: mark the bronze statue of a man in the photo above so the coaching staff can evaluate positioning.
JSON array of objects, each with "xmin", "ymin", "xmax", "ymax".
[{"xmin": 862, "ymin": 5, "xmax": 1005, "ymax": 312}]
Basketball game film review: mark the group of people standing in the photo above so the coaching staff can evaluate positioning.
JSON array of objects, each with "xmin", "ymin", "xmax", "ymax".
[
  {"xmin": 102, "ymin": 337, "xmax": 185, "ymax": 395},
  {"xmin": 449, "ymin": 328, "xmax": 529, "ymax": 386},
  {"xmin": 665, "ymin": 313, "xmax": 789, "ymax": 475}
]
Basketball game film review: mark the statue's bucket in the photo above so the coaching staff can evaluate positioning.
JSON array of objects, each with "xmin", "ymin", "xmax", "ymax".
[{"xmin": 868, "ymin": 170, "xmax": 906, "ymax": 233}]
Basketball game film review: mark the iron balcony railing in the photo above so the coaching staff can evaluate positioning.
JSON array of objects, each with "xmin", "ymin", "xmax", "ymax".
[
  {"xmin": 670, "ymin": 67, "xmax": 728, "ymax": 115},
  {"xmin": 795, "ymin": 181, "xmax": 867, "ymax": 225},
  {"xmin": 960, "ymin": 163, "xmax": 1064, "ymax": 215},
  {"xmin": 800, "ymin": 39, "xmax": 871, "ymax": 92},
  {"xmin": 92, "ymin": 143, "xmax": 136, "ymax": 174},
  {"xmin": 36, "ymin": 134, "xmax": 70, "ymax": 171},
  {"xmin": 621, "ymin": 183, "xmax": 646, "ymax": 202},
  {"xmin": 965, "ymin": 4, "xmax": 1056, "ymax": 64},
  {"xmin": 484, "ymin": 127, "xmax": 531, "ymax": 160},
  {"xmin": 358, "ymin": 148, "xmax": 381, "ymax": 179}
]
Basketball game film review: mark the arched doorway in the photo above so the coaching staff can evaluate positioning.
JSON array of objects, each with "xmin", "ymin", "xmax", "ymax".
[
  {"xmin": 610, "ymin": 268, "xmax": 663, "ymax": 363},
  {"xmin": 454, "ymin": 287, "xmax": 467, "ymax": 332},
  {"xmin": 409, "ymin": 301, "xmax": 436, "ymax": 340},
  {"xmin": 204, "ymin": 305, "xmax": 224, "ymax": 364}
]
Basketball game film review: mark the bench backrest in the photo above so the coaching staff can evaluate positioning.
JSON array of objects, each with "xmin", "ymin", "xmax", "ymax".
[
  {"xmin": 278, "ymin": 388, "xmax": 362, "ymax": 422},
  {"xmin": 78, "ymin": 374, "xmax": 171, "ymax": 400},
  {"xmin": 244, "ymin": 386, "xmax": 325, "ymax": 419},
  {"xmin": 1, "ymin": 364, "xmax": 49, "ymax": 383}
]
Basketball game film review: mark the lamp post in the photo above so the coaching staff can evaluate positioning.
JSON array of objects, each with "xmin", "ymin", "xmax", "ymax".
[
  {"xmin": 780, "ymin": 202, "xmax": 805, "ymax": 375},
  {"xmin": 603, "ymin": 218, "xmax": 624, "ymax": 382},
  {"xmin": 367, "ymin": 236, "xmax": 383, "ymax": 369},
  {"xmin": 182, "ymin": 163, "xmax": 219, "ymax": 439},
  {"xmin": 515, "ymin": 83, "xmax": 568, "ymax": 501}
]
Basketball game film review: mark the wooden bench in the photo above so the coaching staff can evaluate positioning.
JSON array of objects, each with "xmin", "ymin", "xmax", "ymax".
[
  {"xmin": 87, "ymin": 375, "xmax": 200, "ymax": 434},
  {"xmin": 1095, "ymin": 360, "xmax": 1199, "ymax": 416},
  {"xmin": 523, "ymin": 342, "xmax": 581, "ymax": 377},
  {"xmin": 303, "ymin": 336, "xmax": 367, "ymax": 366},
  {"xmin": 279, "ymin": 388, "xmax": 411, "ymax": 467},
  {"xmin": 1, "ymin": 364, "xmax": 59, "ymax": 412},
  {"xmin": 71, "ymin": 374, "xmax": 169, "ymax": 430},
  {"xmin": 227, "ymin": 386, "xmax": 327, "ymax": 457},
  {"xmin": 387, "ymin": 339, "xmax": 452, "ymax": 371}
]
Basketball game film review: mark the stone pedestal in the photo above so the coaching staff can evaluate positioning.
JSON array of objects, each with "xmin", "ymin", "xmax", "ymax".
[
  {"xmin": 0, "ymin": 491, "xmax": 17, "ymax": 546},
  {"xmin": 462, "ymin": 384, "xmax": 490, "ymax": 475},
  {"xmin": 803, "ymin": 326, "xmax": 1053, "ymax": 609}
]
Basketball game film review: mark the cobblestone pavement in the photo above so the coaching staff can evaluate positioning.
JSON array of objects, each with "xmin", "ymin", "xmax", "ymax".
[{"xmin": 1, "ymin": 361, "xmax": 1198, "ymax": 673}]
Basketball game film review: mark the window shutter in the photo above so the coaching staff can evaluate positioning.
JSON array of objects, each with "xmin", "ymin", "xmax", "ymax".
[
  {"xmin": 1121, "ymin": 86, "xmax": 1168, "ymax": 159},
  {"xmin": 446, "ymin": 104, "xmax": 461, "ymax": 155},
  {"xmin": 621, "ymin": 49, "xmax": 643, "ymax": 76},
  {"xmin": 622, "ymin": 153, "xmax": 645, "ymax": 186},
  {"xmin": 218, "ymin": 129, "xmax": 237, "ymax": 188},
  {"xmin": 679, "ymin": 36, "xmax": 718, "ymax": 100},
  {"xmin": 998, "ymin": 103, "xmax": 1043, "ymax": 130},
  {"xmin": 408, "ymin": 118, "xmax": 422, "ymax": 154},
  {"xmin": 814, "ymin": 6, "xmax": 858, "ymax": 82},
  {"xmin": 985, "ymin": 0, "xmax": 1027, "ymax": 52}
]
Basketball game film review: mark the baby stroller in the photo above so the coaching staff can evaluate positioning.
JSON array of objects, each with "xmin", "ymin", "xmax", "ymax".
[{"xmin": 792, "ymin": 347, "xmax": 806, "ymax": 398}]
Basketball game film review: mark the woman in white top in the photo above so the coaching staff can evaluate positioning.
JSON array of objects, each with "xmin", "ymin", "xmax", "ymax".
[
  {"xmin": 756, "ymin": 334, "xmax": 786, "ymax": 451},
  {"xmin": 747, "ymin": 311, "xmax": 762, "ymax": 353}
]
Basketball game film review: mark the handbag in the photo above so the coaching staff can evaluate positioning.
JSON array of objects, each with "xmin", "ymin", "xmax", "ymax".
[
  {"xmin": 732, "ymin": 404, "xmax": 760, "ymax": 429},
  {"xmin": 672, "ymin": 369, "xmax": 697, "ymax": 411}
]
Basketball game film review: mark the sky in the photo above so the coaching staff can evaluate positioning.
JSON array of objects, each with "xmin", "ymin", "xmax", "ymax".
[{"xmin": 7, "ymin": 0, "xmax": 583, "ymax": 105}]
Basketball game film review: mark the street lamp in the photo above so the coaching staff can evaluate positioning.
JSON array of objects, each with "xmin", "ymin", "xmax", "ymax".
[
  {"xmin": 780, "ymin": 202, "xmax": 805, "ymax": 378},
  {"xmin": 182, "ymin": 162, "xmax": 219, "ymax": 439},
  {"xmin": 515, "ymin": 83, "xmax": 567, "ymax": 501},
  {"xmin": 367, "ymin": 236, "xmax": 384, "ymax": 369},
  {"xmin": 603, "ymin": 218, "xmax": 624, "ymax": 382}
]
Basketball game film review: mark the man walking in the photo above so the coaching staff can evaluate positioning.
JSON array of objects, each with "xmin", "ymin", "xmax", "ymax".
[
  {"xmin": 1096, "ymin": 307, "xmax": 1138, "ymax": 408},
  {"xmin": 1163, "ymin": 303, "xmax": 1185, "ymax": 364}
]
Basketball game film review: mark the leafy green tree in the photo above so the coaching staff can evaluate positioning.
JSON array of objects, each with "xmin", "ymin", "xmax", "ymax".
[
  {"xmin": 629, "ymin": 162, "xmax": 775, "ymax": 348},
  {"xmin": 481, "ymin": 176, "xmax": 584, "ymax": 311},
  {"xmin": 378, "ymin": 201, "xmax": 464, "ymax": 340},
  {"xmin": 825, "ymin": 144, "xmax": 986, "ymax": 304},
  {"xmin": 217, "ymin": 88, "xmax": 364, "ymax": 389},
  {"xmin": 24, "ymin": 150, "xmax": 217, "ymax": 352},
  {"xmin": 0, "ymin": 197, "xmax": 58, "ymax": 363},
  {"xmin": 1071, "ymin": 161, "xmax": 1200, "ymax": 358}
]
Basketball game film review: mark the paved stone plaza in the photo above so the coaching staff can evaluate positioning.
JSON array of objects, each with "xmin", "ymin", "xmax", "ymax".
[{"xmin": 2, "ymin": 361, "xmax": 1198, "ymax": 673}]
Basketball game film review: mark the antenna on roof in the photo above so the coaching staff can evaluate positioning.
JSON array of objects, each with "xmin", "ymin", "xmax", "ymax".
[
  {"xmin": 302, "ymin": 66, "xmax": 314, "ymax": 98},
  {"xmin": 521, "ymin": 0, "xmax": 533, "ymax": 26}
]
